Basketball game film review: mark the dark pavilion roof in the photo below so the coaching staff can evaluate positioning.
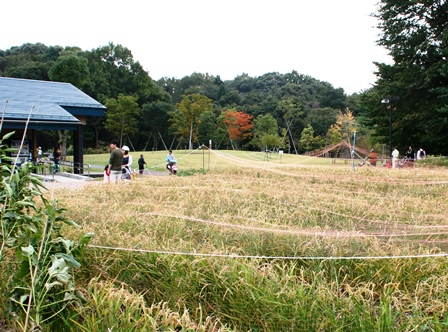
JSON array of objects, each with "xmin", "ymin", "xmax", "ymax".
[{"xmin": 0, "ymin": 77, "xmax": 106, "ymax": 130}]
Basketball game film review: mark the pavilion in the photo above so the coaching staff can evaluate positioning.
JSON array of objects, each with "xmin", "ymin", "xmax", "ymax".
[{"xmin": 0, "ymin": 77, "xmax": 106, "ymax": 174}]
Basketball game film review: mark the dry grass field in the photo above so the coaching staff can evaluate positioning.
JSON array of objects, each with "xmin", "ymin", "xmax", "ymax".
[
  {"xmin": 36, "ymin": 150, "xmax": 448, "ymax": 330},
  {"xmin": 56, "ymin": 150, "xmax": 448, "ymax": 258}
]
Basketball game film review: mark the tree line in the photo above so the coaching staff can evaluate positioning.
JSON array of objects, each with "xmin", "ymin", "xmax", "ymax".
[
  {"xmin": 0, "ymin": 42, "xmax": 358, "ymax": 155},
  {"xmin": 358, "ymin": 0, "xmax": 448, "ymax": 156},
  {"xmin": 1, "ymin": 0, "xmax": 447, "ymax": 156}
]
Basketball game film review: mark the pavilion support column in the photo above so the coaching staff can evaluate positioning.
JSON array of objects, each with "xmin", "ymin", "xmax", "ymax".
[{"xmin": 74, "ymin": 124, "xmax": 84, "ymax": 174}]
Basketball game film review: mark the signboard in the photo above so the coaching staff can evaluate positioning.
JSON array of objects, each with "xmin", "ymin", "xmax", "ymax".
[{"xmin": 10, "ymin": 140, "xmax": 30, "ymax": 157}]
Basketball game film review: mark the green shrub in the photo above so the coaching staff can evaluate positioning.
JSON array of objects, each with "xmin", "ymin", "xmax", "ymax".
[{"xmin": 417, "ymin": 155, "xmax": 448, "ymax": 167}]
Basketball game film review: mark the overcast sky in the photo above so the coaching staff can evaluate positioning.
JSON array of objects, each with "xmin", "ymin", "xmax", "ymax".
[{"xmin": 2, "ymin": 0, "xmax": 391, "ymax": 95}]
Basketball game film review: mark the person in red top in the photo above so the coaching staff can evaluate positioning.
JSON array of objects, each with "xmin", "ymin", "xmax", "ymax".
[{"xmin": 369, "ymin": 149, "xmax": 377, "ymax": 167}]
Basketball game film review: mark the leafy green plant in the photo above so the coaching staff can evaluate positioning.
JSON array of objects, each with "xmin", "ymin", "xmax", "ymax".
[{"xmin": 0, "ymin": 132, "xmax": 93, "ymax": 331}]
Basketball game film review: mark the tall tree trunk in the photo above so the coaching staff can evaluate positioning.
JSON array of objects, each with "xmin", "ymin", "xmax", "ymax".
[
  {"xmin": 94, "ymin": 121, "xmax": 100, "ymax": 148},
  {"xmin": 57, "ymin": 130, "xmax": 69, "ymax": 160},
  {"xmin": 189, "ymin": 121, "xmax": 193, "ymax": 150}
]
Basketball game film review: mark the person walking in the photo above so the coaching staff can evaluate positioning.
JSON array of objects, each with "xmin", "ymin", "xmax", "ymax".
[
  {"xmin": 121, "ymin": 145, "xmax": 133, "ymax": 180},
  {"xmin": 107, "ymin": 139, "xmax": 123, "ymax": 184},
  {"xmin": 391, "ymin": 147, "xmax": 399, "ymax": 169},
  {"xmin": 138, "ymin": 154, "xmax": 147, "ymax": 174},
  {"xmin": 121, "ymin": 145, "xmax": 132, "ymax": 180}
]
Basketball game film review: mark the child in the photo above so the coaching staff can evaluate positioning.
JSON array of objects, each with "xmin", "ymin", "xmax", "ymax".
[
  {"xmin": 171, "ymin": 163, "xmax": 178, "ymax": 175},
  {"xmin": 104, "ymin": 165, "xmax": 110, "ymax": 183}
]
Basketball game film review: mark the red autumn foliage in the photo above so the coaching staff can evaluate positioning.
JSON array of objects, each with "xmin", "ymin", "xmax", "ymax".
[{"xmin": 223, "ymin": 110, "xmax": 254, "ymax": 142}]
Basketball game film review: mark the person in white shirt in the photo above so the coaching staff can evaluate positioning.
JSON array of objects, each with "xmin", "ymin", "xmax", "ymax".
[
  {"xmin": 417, "ymin": 148, "xmax": 426, "ymax": 160},
  {"xmin": 37, "ymin": 146, "xmax": 43, "ymax": 161},
  {"xmin": 391, "ymin": 147, "xmax": 399, "ymax": 168}
]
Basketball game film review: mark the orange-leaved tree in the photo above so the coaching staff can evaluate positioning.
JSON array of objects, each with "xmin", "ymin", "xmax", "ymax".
[{"xmin": 222, "ymin": 109, "xmax": 254, "ymax": 149}]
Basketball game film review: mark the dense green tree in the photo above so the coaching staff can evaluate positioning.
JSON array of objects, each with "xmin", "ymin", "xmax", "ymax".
[
  {"xmin": 299, "ymin": 125, "xmax": 317, "ymax": 152},
  {"xmin": 140, "ymin": 101, "xmax": 174, "ymax": 150},
  {"xmin": 230, "ymin": 73, "xmax": 257, "ymax": 93},
  {"xmin": 314, "ymin": 83, "xmax": 346, "ymax": 110},
  {"xmin": 197, "ymin": 110, "xmax": 220, "ymax": 147},
  {"xmin": 82, "ymin": 43, "xmax": 169, "ymax": 104},
  {"xmin": 171, "ymin": 94, "xmax": 213, "ymax": 149},
  {"xmin": 261, "ymin": 134, "xmax": 284, "ymax": 152},
  {"xmin": 5, "ymin": 62, "xmax": 51, "ymax": 80},
  {"xmin": 278, "ymin": 98, "xmax": 305, "ymax": 154},
  {"xmin": 306, "ymin": 107, "xmax": 340, "ymax": 137},
  {"xmin": 81, "ymin": 43, "xmax": 171, "ymax": 149},
  {"xmin": 360, "ymin": 0, "xmax": 448, "ymax": 155},
  {"xmin": 104, "ymin": 94, "xmax": 140, "ymax": 146},
  {"xmin": 345, "ymin": 93, "xmax": 361, "ymax": 116},
  {"xmin": 48, "ymin": 55, "xmax": 89, "ymax": 87},
  {"xmin": 217, "ymin": 90, "xmax": 241, "ymax": 107},
  {"xmin": 252, "ymin": 113, "xmax": 281, "ymax": 150},
  {"xmin": 45, "ymin": 45, "xmax": 65, "ymax": 61},
  {"xmin": 215, "ymin": 75, "xmax": 226, "ymax": 101},
  {"xmin": 252, "ymin": 96, "xmax": 279, "ymax": 118},
  {"xmin": 0, "ymin": 43, "xmax": 55, "ymax": 80},
  {"xmin": 158, "ymin": 73, "xmax": 221, "ymax": 104}
]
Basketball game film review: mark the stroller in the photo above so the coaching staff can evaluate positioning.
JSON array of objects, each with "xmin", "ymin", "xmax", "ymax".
[
  {"xmin": 166, "ymin": 162, "xmax": 178, "ymax": 175},
  {"xmin": 122, "ymin": 166, "xmax": 132, "ymax": 180},
  {"xmin": 397, "ymin": 157, "xmax": 409, "ymax": 168}
]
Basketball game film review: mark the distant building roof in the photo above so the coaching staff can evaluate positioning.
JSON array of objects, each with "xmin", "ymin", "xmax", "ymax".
[{"xmin": 0, "ymin": 77, "xmax": 106, "ymax": 130}]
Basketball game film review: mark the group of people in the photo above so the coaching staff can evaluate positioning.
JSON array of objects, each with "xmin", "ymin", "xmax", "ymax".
[
  {"xmin": 391, "ymin": 146, "xmax": 426, "ymax": 168},
  {"xmin": 35, "ymin": 146, "xmax": 61, "ymax": 173},
  {"xmin": 105, "ymin": 139, "xmax": 177, "ymax": 184},
  {"xmin": 105, "ymin": 140, "xmax": 138, "ymax": 183},
  {"xmin": 367, "ymin": 145, "xmax": 427, "ymax": 169}
]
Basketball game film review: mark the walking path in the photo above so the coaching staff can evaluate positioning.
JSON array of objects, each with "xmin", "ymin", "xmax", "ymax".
[{"xmin": 37, "ymin": 170, "xmax": 168, "ymax": 190}]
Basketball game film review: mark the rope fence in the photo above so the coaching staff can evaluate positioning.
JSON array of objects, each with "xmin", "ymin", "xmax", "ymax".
[{"xmin": 88, "ymin": 244, "xmax": 448, "ymax": 261}]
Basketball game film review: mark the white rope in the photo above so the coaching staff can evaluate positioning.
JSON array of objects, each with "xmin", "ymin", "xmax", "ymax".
[
  {"xmin": 87, "ymin": 150, "xmax": 448, "ymax": 261},
  {"xmin": 88, "ymin": 244, "xmax": 448, "ymax": 261},
  {"xmin": 148, "ymin": 145, "xmax": 206, "ymax": 170},
  {"xmin": 139, "ymin": 211, "xmax": 448, "ymax": 239}
]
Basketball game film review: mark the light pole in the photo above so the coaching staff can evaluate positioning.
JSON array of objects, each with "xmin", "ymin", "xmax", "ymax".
[{"xmin": 381, "ymin": 96, "xmax": 399, "ymax": 155}]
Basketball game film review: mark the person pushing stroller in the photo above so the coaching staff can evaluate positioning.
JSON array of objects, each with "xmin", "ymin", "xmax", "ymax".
[
  {"xmin": 165, "ymin": 150, "xmax": 178, "ymax": 175},
  {"xmin": 121, "ymin": 145, "xmax": 133, "ymax": 180}
]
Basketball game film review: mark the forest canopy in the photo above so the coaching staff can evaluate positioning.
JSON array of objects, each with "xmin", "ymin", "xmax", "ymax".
[{"xmin": 0, "ymin": 42, "xmax": 356, "ymax": 155}]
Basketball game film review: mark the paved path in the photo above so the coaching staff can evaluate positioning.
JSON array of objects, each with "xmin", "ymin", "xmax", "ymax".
[{"xmin": 38, "ymin": 170, "xmax": 168, "ymax": 190}]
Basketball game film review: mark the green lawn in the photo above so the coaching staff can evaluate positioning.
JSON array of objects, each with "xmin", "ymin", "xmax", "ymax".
[{"xmin": 76, "ymin": 149, "xmax": 337, "ymax": 173}]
